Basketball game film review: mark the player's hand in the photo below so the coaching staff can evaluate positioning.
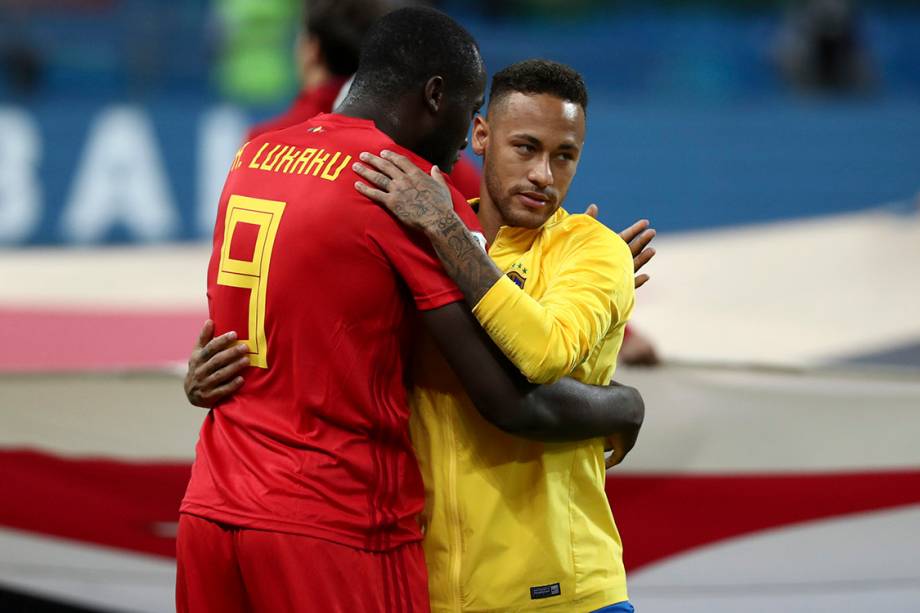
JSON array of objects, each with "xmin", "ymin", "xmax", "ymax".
[
  {"xmin": 618, "ymin": 219, "xmax": 656, "ymax": 289},
  {"xmin": 353, "ymin": 150, "xmax": 456, "ymax": 234},
  {"xmin": 604, "ymin": 443, "xmax": 628, "ymax": 469},
  {"xmin": 603, "ymin": 432, "xmax": 636, "ymax": 469},
  {"xmin": 185, "ymin": 320, "xmax": 248, "ymax": 408}
]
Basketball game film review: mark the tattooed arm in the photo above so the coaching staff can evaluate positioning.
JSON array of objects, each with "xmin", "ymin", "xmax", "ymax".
[
  {"xmin": 428, "ymin": 213, "xmax": 502, "ymax": 305},
  {"xmin": 420, "ymin": 299, "xmax": 644, "ymax": 445},
  {"xmin": 353, "ymin": 150, "xmax": 501, "ymax": 306}
]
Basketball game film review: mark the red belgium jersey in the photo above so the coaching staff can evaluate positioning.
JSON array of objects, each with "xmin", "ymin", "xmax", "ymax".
[
  {"xmin": 246, "ymin": 77, "xmax": 482, "ymax": 201},
  {"xmin": 181, "ymin": 113, "xmax": 483, "ymax": 551}
]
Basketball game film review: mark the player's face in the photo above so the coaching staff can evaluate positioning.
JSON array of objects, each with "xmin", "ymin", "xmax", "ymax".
[{"xmin": 475, "ymin": 92, "xmax": 585, "ymax": 229}]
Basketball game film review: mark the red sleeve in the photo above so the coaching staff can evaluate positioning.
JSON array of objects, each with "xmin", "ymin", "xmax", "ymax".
[{"xmin": 365, "ymin": 185, "xmax": 474, "ymax": 311}]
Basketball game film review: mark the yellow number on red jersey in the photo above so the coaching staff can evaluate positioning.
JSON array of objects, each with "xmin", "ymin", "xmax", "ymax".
[{"xmin": 216, "ymin": 195, "xmax": 286, "ymax": 368}]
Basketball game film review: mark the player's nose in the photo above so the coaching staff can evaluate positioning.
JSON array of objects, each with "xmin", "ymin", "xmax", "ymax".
[{"xmin": 528, "ymin": 155, "xmax": 554, "ymax": 188}]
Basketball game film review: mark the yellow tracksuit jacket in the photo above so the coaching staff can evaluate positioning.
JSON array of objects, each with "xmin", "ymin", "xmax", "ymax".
[{"xmin": 410, "ymin": 206, "xmax": 635, "ymax": 612}]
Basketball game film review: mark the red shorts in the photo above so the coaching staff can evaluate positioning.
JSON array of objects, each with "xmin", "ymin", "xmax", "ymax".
[{"xmin": 176, "ymin": 514, "xmax": 429, "ymax": 613}]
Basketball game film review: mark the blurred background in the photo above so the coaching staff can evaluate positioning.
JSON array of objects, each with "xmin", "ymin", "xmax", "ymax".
[{"xmin": 0, "ymin": 0, "xmax": 918, "ymax": 611}]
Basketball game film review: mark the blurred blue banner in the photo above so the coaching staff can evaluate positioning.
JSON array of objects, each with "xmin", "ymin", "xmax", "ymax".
[
  {"xmin": 1, "ymin": 7, "xmax": 918, "ymax": 245},
  {"xmin": 2, "ymin": 96, "xmax": 917, "ymax": 246},
  {"xmin": 0, "ymin": 101, "xmax": 246, "ymax": 245}
]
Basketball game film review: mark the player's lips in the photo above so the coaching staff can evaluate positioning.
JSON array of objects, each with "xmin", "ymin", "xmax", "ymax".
[{"xmin": 515, "ymin": 191, "xmax": 551, "ymax": 208}]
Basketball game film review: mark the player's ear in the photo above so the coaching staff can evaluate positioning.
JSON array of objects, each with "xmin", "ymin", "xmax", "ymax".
[
  {"xmin": 424, "ymin": 76, "xmax": 445, "ymax": 115},
  {"xmin": 299, "ymin": 33, "xmax": 321, "ymax": 71},
  {"xmin": 472, "ymin": 115, "xmax": 488, "ymax": 156}
]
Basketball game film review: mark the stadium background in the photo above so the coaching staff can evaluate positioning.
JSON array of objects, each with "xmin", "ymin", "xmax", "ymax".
[{"xmin": 1, "ymin": 0, "xmax": 919, "ymax": 611}]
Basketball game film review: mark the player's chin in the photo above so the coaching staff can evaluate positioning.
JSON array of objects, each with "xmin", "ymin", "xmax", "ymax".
[{"xmin": 508, "ymin": 204, "xmax": 555, "ymax": 229}]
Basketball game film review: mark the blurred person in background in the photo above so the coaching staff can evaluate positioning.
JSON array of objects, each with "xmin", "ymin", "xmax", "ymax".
[
  {"xmin": 246, "ymin": 0, "xmax": 483, "ymax": 200},
  {"xmin": 178, "ymin": 8, "xmax": 648, "ymax": 611},
  {"xmin": 0, "ymin": 1, "xmax": 43, "ymax": 99},
  {"xmin": 244, "ymin": 0, "xmax": 389, "ymax": 140},
  {"xmin": 619, "ymin": 325, "xmax": 658, "ymax": 366},
  {"xmin": 213, "ymin": 0, "xmax": 301, "ymax": 104},
  {"xmin": 1, "ymin": 43, "xmax": 42, "ymax": 98},
  {"xmin": 775, "ymin": 0, "xmax": 875, "ymax": 94}
]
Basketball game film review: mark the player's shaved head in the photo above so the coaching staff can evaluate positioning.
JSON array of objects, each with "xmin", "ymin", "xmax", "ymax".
[
  {"xmin": 350, "ymin": 7, "xmax": 483, "ymax": 101},
  {"xmin": 341, "ymin": 6, "xmax": 486, "ymax": 172},
  {"xmin": 305, "ymin": 0, "xmax": 396, "ymax": 77},
  {"xmin": 488, "ymin": 59, "xmax": 588, "ymax": 118}
]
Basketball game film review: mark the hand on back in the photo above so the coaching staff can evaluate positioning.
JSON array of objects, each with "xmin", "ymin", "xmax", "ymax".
[{"xmin": 185, "ymin": 320, "xmax": 249, "ymax": 408}]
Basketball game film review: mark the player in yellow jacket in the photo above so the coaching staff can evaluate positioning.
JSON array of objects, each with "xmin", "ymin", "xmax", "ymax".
[{"xmin": 354, "ymin": 60, "xmax": 640, "ymax": 612}]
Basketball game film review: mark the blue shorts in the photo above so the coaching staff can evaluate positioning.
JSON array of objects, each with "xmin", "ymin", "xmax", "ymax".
[{"xmin": 592, "ymin": 602, "xmax": 635, "ymax": 613}]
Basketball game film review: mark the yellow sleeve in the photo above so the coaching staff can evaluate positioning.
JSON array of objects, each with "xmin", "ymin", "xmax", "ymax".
[{"xmin": 472, "ymin": 222, "xmax": 635, "ymax": 384}]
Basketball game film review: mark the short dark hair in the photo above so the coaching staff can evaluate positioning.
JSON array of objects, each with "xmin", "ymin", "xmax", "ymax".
[
  {"xmin": 351, "ymin": 6, "xmax": 482, "ymax": 99},
  {"xmin": 488, "ymin": 59, "xmax": 588, "ymax": 115},
  {"xmin": 306, "ymin": 0, "xmax": 394, "ymax": 76}
]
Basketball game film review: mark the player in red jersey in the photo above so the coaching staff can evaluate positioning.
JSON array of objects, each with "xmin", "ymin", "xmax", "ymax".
[
  {"xmin": 178, "ymin": 8, "xmax": 645, "ymax": 612},
  {"xmin": 246, "ymin": 0, "xmax": 482, "ymax": 200}
]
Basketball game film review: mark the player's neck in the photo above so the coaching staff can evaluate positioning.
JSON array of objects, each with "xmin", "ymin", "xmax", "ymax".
[
  {"xmin": 338, "ymin": 98, "xmax": 425, "ymax": 157},
  {"xmin": 475, "ymin": 191, "xmax": 503, "ymax": 244}
]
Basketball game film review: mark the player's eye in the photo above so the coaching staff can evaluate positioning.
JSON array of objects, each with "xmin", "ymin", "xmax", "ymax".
[{"xmin": 514, "ymin": 143, "xmax": 535, "ymax": 154}]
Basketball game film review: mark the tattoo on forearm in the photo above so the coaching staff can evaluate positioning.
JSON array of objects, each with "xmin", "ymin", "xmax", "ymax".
[
  {"xmin": 435, "ymin": 215, "xmax": 454, "ymax": 237},
  {"xmin": 382, "ymin": 169, "xmax": 504, "ymax": 305},
  {"xmin": 429, "ymin": 215, "xmax": 503, "ymax": 306},
  {"xmin": 392, "ymin": 183, "xmax": 441, "ymax": 227}
]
